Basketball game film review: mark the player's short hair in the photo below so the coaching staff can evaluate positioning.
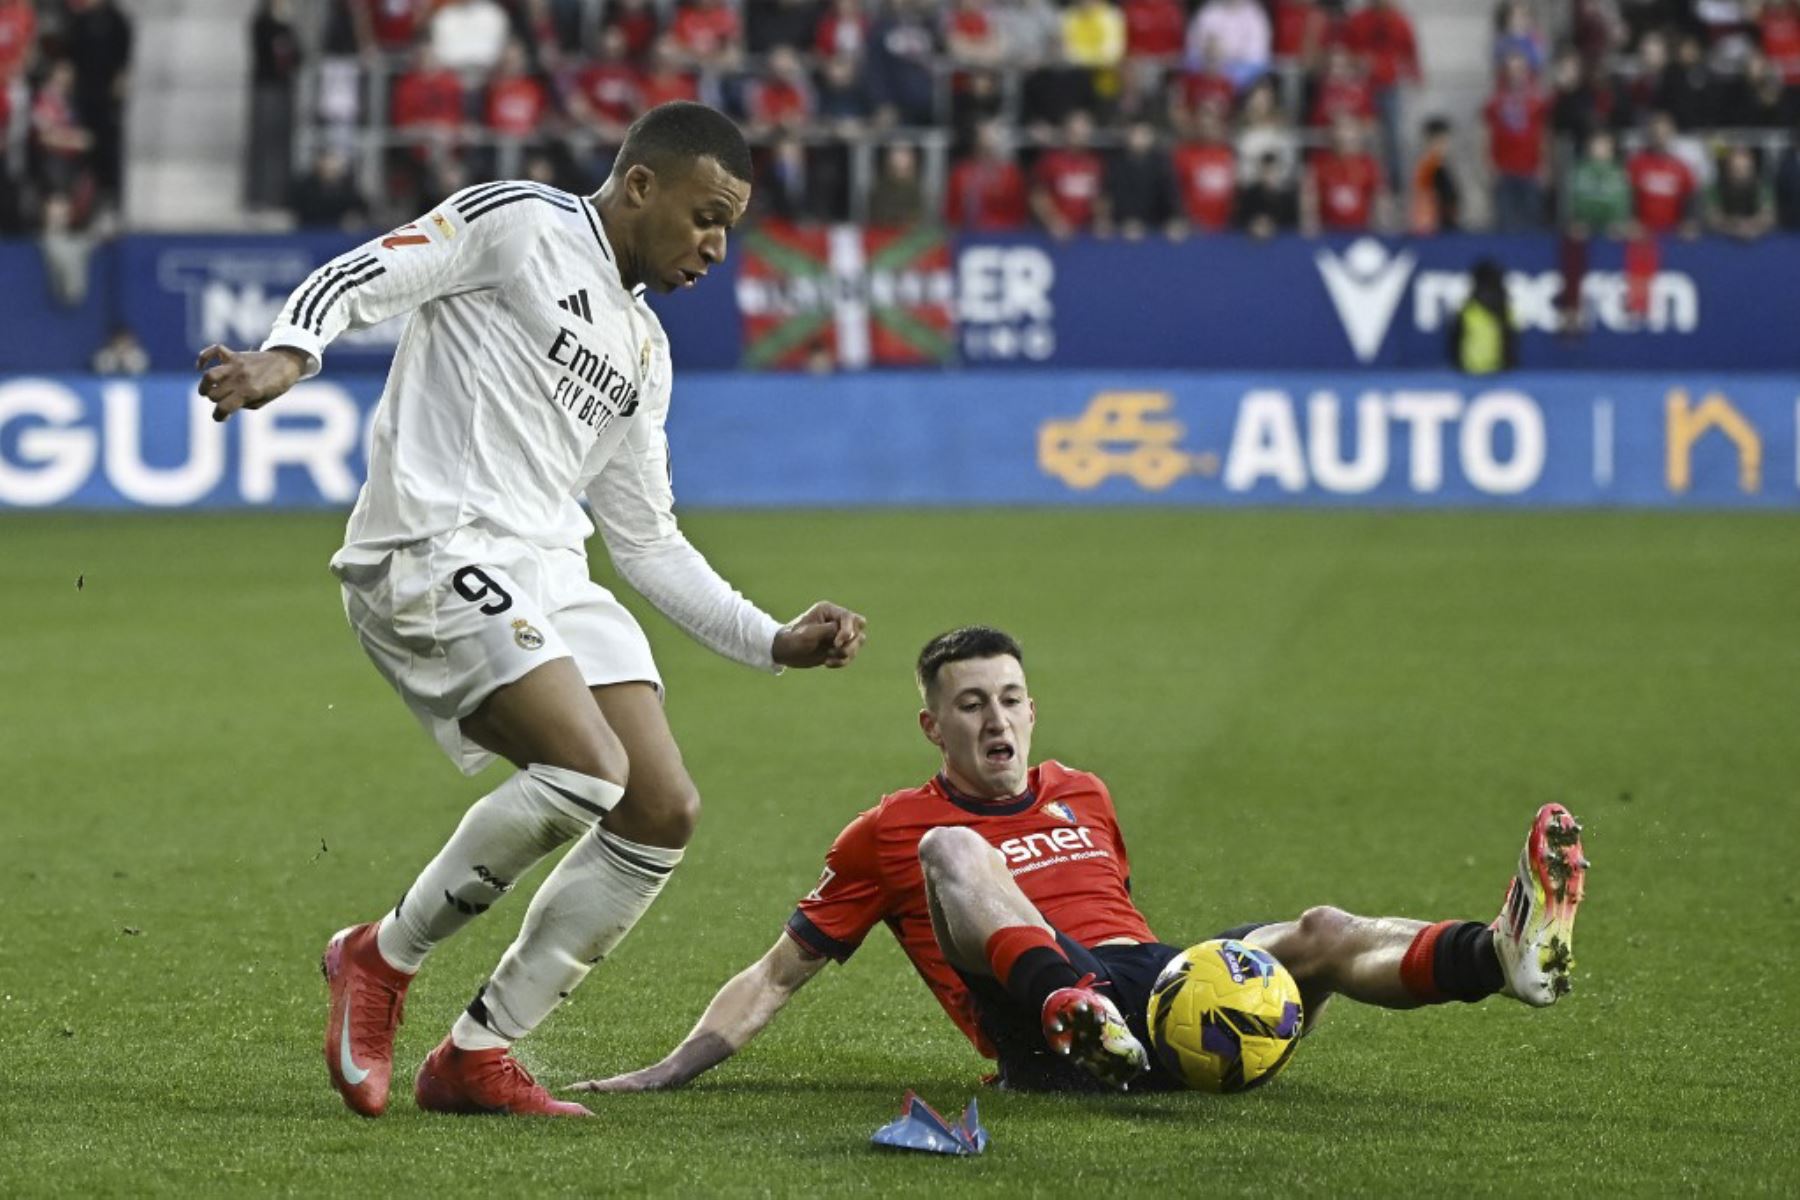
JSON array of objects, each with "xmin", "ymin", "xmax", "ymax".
[
  {"xmin": 613, "ymin": 101, "xmax": 753, "ymax": 184},
  {"xmin": 916, "ymin": 626, "xmax": 1024, "ymax": 699}
]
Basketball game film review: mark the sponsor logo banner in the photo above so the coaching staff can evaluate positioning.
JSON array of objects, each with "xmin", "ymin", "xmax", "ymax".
[{"xmin": 3, "ymin": 372, "xmax": 1794, "ymax": 510}]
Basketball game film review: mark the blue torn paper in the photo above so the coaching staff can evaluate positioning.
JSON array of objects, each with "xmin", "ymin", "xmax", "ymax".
[{"xmin": 869, "ymin": 1091, "xmax": 990, "ymax": 1156}]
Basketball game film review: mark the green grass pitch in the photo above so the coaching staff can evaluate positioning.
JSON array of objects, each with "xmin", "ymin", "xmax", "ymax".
[{"xmin": 3, "ymin": 509, "xmax": 1798, "ymax": 1195}]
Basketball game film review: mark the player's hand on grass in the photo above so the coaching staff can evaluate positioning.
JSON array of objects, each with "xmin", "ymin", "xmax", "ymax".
[
  {"xmin": 773, "ymin": 601, "xmax": 867, "ymax": 670},
  {"xmin": 196, "ymin": 345, "xmax": 308, "ymax": 422}
]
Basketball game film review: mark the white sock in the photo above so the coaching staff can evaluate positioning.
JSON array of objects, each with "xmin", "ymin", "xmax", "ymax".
[
  {"xmin": 373, "ymin": 765, "xmax": 623, "ymax": 973},
  {"xmin": 452, "ymin": 827, "xmax": 684, "ymax": 1049}
]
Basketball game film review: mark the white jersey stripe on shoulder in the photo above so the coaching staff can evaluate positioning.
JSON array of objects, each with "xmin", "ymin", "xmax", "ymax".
[
  {"xmin": 309, "ymin": 264, "xmax": 388, "ymax": 334},
  {"xmin": 296, "ymin": 254, "xmax": 377, "ymax": 331}
]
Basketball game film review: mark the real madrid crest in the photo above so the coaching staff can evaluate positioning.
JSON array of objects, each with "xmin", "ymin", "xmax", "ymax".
[
  {"xmin": 639, "ymin": 337, "xmax": 652, "ymax": 377},
  {"xmin": 512, "ymin": 619, "xmax": 544, "ymax": 651}
]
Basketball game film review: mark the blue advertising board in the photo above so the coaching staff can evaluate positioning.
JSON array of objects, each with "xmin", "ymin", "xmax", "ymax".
[
  {"xmin": 4, "ymin": 231, "xmax": 1800, "ymax": 374},
  {"xmin": 2, "ymin": 371, "xmax": 1792, "ymax": 510}
]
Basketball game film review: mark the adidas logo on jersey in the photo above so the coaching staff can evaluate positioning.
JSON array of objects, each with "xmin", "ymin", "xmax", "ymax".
[{"xmin": 557, "ymin": 290, "xmax": 593, "ymax": 323}]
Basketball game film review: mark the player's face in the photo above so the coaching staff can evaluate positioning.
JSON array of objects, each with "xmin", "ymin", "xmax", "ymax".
[
  {"xmin": 630, "ymin": 155, "xmax": 750, "ymax": 294},
  {"xmin": 920, "ymin": 655, "xmax": 1036, "ymax": 799}
]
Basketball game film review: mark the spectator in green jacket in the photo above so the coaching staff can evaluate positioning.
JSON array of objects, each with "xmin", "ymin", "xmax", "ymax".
[{"xmin": 1562, "ymin": 129, "xmax": 1633, "ymax": 240}]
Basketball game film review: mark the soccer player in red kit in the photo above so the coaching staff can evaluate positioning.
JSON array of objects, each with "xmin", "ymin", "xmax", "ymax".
[{"xmin": 574, "ymin": 627, "xmax": 1590, "ymax": 1094}]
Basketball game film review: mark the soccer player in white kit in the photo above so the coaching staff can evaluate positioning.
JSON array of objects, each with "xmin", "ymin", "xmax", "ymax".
[{"xmin": 195, "ymin": 103, "xmax": 868, "ymax": 1118}]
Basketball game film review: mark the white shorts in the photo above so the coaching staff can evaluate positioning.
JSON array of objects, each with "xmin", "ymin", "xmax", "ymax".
[{"xmin": 335, "ymin": 526, "xmax": 660, "ymax": 775}]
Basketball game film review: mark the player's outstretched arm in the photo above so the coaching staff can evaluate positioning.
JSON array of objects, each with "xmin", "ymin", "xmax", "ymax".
[
  {"xmin": 569, "ymin": 934, "xmax": 827, "ymax": 1094},
  {"xmin": 195, "ymin": 345, "xmax": 310, "ymax": 423}
]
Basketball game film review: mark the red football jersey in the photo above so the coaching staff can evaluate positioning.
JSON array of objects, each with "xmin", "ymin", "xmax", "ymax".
[
  {"xmin": 576, "ymin": 62, "xmax": 642, "ymax": 125},
  {"xmin": 485, "ymin": 76, "xmax": 547, "ymax": 136},
  {"xmin": 391, "ymin": 69, "xmax": 463, "ymax": 130},
  {"xmin": 1484, "ymin": 85, "xmax": 1547, "ymax": 177},
  {"xmin": 1123, "ymin": 0, "xmax": 1185, "ymax": 57},
  {"xmin": 1172, "ymin": 141, "xmax": 1238, "ymax": 230},
  {"xmin": 1313, "ymin": 150, "xmax": 1380, "ymax": 229},
  {"xmin": 1341, "ymin": 8, "xmax": 1419, "ymax": 90},
  {"xmin": 1032, "ymin": 148, "xmax": 1105, "ymax": 229},
  {"xmin": 786, "ymin": 762, "xmax": 1155, "ymax": 1058},
  {"xmin": 1628, "ymin": 151, "xmax": 1696, "ymax": 233},
  {"xmin": 1310, "ymin": 74, "xmax": 1375, "ymax": 127},
  {"xmin": 945, "ymin": 158, "xmax": 1029, "ymax": 230},
  {"xmin": 360, "ymin": 0, "xmax": 427, "ymax": 51}
]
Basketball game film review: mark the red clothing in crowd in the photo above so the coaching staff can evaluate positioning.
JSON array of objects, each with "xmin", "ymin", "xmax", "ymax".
[
  {"xmin": 574, "ymin": 60, "xmax": 642, "ymax": 126},
  {"xmin": 1762, "ymin": 2, "xmax": 1800, "ymax": 84},
  {"xmin": 1271, "ymin": 0, "xmax": 1329, "ymax": 59},
  {"xmin": 359, "ymin": 0, "xmax": 431, "ymax": 52},
  {"xmin": 786, "ymin": 763, "xmax": 1155, "ymax": 1060},
  {"xmin": 945, "ymin": 156, "xmax": 1030, "ymax": 230},
  {"xmin": 815, "ymin": 9, "xmax": 869, "ymax": 57},
  {"xmin": 1310, "ymin": 73, "xmax": 1374, "ymax": 126},
  {"xmin": 1340, "ymin": 4, "xmax": 1419, "ymax": 91},
  {"xmin": 485, "ymin": 74, "xmax": 547, "ymax": 136},
  {"xmin": 748, "ymin": 75, "xmax": 813, "ymax": 127},
  {"xmin": 946, "ymin": 6, "xmax": 992, "ymax": 46},
  {"xmin": 1032, "ymin": 147, "xmax": 1105, "ymax": 229},
  {"xmin": 0, "ymin": 0, "xmax": 35, "ymax": 83},
  {"xmin": 1180, "ymin": 68, "xmax": 1237, "ymax": 115},
  {"xmin": 607, "ymin": 7, "xmax": 660, "ymax": 60},
  {"xmin": 1628, "ymin": 150, "xmax": 1696, "ymax": 233},
  {"xmin": 639, "ymin": 67, "xmax": 700, "ymax": 110},
  {"xmin": 1123, "ymin": 0, "xmax": 1186, "ymax": 57},
  {"xmin": 672, "ymin": 2, "xmax": 740, "ymax": 57},
  {"xmin": 1312, "ymin": 149, "xmax": 1381, "ymax": 229},
  {"xmin": 391, "ymin": 67, "xmax": 464, "ymax": 131},
  {"xmin": 1172, "ymin": 141, "xmax": 1238, "ymax": 230},
  {"xmin": 1484, "ymin": 83, "xmax": 1547, "ymax": 177}
]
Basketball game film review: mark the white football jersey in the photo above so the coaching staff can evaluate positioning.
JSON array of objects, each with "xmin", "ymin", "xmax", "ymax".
[{"xmin": 262, "ymin": 181, "xmax": 781, "ymax": 670}]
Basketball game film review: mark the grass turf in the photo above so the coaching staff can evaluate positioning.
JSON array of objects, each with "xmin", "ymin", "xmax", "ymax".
[{"xmin": 2, "ymin": 509, "xmax": 1797, "ymax": 1195}]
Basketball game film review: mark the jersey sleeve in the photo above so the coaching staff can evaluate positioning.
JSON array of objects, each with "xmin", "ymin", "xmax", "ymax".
[
  {"xmin": 1090, "ymin": 773, "xmax": 1134, "ymax": 892},
  {"xmin": 583, "ymin": 375, "xmax": 783, "ymax": 672},
  {"xmin": 784, "ymin": 808, "xmax": 888, "ymax": 963},
  {"xmin": 260, "ymin": 185, "xmax": 547, "ymax": 376}
]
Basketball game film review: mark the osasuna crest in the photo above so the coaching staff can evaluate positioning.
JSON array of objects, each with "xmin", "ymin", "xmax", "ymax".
[
  {"xmin": 1042, "ymin": 800, "xmax": 1077, "ymax": 824},
  {"xmin": 511, "ymin": 619, "xmax": 544, "ymax": 651}
]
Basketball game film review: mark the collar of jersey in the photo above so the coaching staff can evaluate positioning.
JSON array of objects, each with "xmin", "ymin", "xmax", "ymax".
[
  {"xmin": 933, "ymin": 771, "xmax": 1039, "ymax": 817},
  {"xmin": 583, "ymin": 196, "xmax": 647, "ymax": 302}
]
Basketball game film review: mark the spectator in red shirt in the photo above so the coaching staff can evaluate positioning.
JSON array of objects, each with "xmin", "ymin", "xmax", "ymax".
[
  {"xmin": 1309, "ymin": 42, "xmax": 1374, "ymax": 128},
  {"xmin": 745, "ymin": 44, "xmax": 815, "ymax": 135},
  {"xmin": 815, "ymin": 0, "xmax": 869, "ymax": 59},
  {"xmin": 945, "ymin": 0, "xmax": 1003, "ymax": 65},
  {"xmin": 1171, "ymin": 103, "xmax": 1238, "ymax": 232},
  {"xmin": 1170, "ymin": 36, "xmax": 1236, "ymax": 140},
  {"xmin": 1269, "ymin": 0, "xmax": 1329, "ymax": 70},
  {"xmin": 671, "ymin": 0, "xmax": 742, "ymax": 69},
  {"xmin": 484, "ymin": 40, "xmax": 547, "ymax": 138},
  {"xmin": 1628, "ymin": 110, "xmax": 1698, "ymax": 236},
  {"xmin": 1341, "ymin": 0, "xmax": 1419, "ymax": 190},
  {"xmin": 945, "ymin": 119, "xmax": 1029, "ymax": 231},
  {"xmin": 1761, "ymin": 0, "xmax": 1800, "ymax": 85},
  {"xmin": 605, "ymin": 0, "xmax": 661, "ymax": 61},
  {"xmin": 392, "ymin": 45, "xmax": 465, "ymax": 139},
  {"xmin": 638, "ymin": 35, "xmax": 700, "ymax": 110},
  {"xmin": 0, "ymin": 0, "xmax": 35, "ymax": 90},
  {"xmin": 1122, "ymin": 0, "xmax": 1184, "ymax": 59},
  {"xmin": 1030, "ymin": 109, "xmax": 1105, "ymax": 238},
  {"xmin": 1306, "ymin": 115, "xmax": 1381, "ymax": 231},
  {"xmin": 351, "ymin": 0, "xmax": 432, "ymax": 55},
  {"xmin": 569, "ymin": 25, "xmax": 642, "ymax": 142},
  {"xmin": 1485, "ymin": 50, "xmax": 1548, "ymax": 230}
]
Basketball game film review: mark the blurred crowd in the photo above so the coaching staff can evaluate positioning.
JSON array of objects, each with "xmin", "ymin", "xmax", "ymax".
[
  {"xmin": 258, "ymin": 0, "xmax": 1800, "ymax": 241},
  {"xmin": 0, "ymin": 0, "xmax": 131, "ymax": 236},
  {"xmin": 4, "ymin": 0, "xmax": 1800, "ymax": 242}
]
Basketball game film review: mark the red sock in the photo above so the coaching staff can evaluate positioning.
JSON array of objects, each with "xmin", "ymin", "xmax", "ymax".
[
  {"xmin": 1400, "ymin": 921, "xmax": 1454, "ymax": 1002},
  {"xmin": 985, "ymin": 926, "xmax": 1082, "ymax": 1012},
  {"xmin": 1401, "ymin": 920, "xmax": 1503, "ymax": 1004}
]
